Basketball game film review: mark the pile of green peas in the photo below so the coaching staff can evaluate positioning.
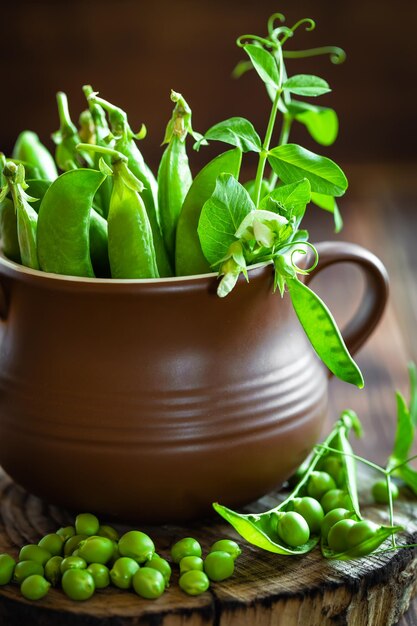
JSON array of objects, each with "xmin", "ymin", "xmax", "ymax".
[
  {"xmin": 0, "ymin": 512, "xmax": 241, "ymax": 602},
  {"xmin": 269, "ymin": 455, "xmax": 380, "ymax": 553}
]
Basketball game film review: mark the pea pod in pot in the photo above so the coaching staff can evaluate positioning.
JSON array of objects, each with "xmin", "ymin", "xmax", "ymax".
[{"xmin": 0, "ymin": 241, "xmax": 387, "ymax": 521}]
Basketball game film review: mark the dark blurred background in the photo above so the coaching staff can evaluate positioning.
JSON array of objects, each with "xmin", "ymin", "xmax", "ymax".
[{"xmin": 1, "ymin": 0, "xmax": 416, "ymax": 179}]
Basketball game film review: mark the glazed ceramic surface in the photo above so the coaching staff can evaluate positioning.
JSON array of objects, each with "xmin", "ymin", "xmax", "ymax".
[{"xmin": 0, "ymin": 242, "xmax": 388, "ymax": 522}]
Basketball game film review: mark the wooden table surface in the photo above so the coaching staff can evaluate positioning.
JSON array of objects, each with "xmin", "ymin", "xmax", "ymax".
[
  {"xmin": 0, "ymin": 163, "xmax": 416, "ymax": 624},
  {"xmin": 306, "ymin": 162, "xmax": 417, "ymax": 625}
]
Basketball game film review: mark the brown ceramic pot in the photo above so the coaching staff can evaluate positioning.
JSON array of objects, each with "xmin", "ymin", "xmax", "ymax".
[{"xmin": 0, "ymin": 242, "xmax": 388, "ymax": 523}]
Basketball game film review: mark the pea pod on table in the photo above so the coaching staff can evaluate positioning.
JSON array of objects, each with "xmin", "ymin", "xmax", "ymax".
[
  {"xmin": 86, "ymin": 91, "xmax": 172, "ymax": 276},
  {"xmin": 0, "ymin": 162, "xmax": 39, "ymax": 269},
  {"xmin": 213, "ymin": 411, "xmax": 363, "ymax": 556},
  {"xmin": 175, "ymin": 148, "xmax": 242, "ymax": 276},
  {"xmin": 157, "ymin": 90, "xmax": 195, "ymax": 264},
  {"xmin": 12, "ymin": 130, "xmax": 58, "ymax": 181},
  {"xmin": 37, "ymin": 168, "xmax": 106, "ymax": 277},
  {"xmin": 287, "ymin": 276, "xmax": 364, "ymax": 388}
]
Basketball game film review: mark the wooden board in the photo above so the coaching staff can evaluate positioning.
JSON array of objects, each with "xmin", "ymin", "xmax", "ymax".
[{"xmin": 0, "ymin": 465, "xmax": 417, "ymax": 626}]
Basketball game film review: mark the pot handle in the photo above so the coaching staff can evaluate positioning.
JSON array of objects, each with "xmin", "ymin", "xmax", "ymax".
[{"xmin": 304, "ymin": 241, "xmax": 389, "ymax": 357}]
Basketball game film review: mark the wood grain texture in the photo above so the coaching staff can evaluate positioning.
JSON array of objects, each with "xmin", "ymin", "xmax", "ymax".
[{"xmin": 0, "ymin": 464, "xmax": 417, "ymax": 626}]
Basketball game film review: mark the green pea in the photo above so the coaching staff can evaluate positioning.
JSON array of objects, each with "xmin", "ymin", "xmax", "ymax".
[
  {"xmin": 77, "ymin": 536, "xmax": 114, "ymax": 565},
  {"xmin": 132, "ymin": 567, "xmax": 165, "ymax": 599},
  {"xmin": 64, "ymin": 534, "xmax": 87, "ymax": 557},
  {"xmin": 179, "ymin": 556, "xmax": 204, "ymax": 575},
  {"xmin": 118, "ymin": 530, "xmax": 155, "ymax": 563},
  {"xmin": 204, "ymin": 551, "xmax": 234, "ymax": 582},
  {"xmin": 60, "ymin": 556, "xmax": 87, "ymax": 573},
  {"xmin": 98, "ymin": 525, "xmax": 119, "ymax": 542},
  {"xmin": 75, "ymin": 513, "xmax": 100, "ymax": 537},
  {"xmin": 56, "ymin": 526, "xmax": 75, "ymax": 542},
  {"xmin": 12, "ymin": 131, "xmax": 58, "ymax": 181},
  {"xmin": 209, "ymin": 540, "xmax": 241, "ymax": 560},
  {"xmin": 346, "ymin": 520, "xmax": 379, "ymax": 548},
  {"xmin": 61, "ymin": 568, "xmax": 95, "ymax": 601},
  {"xmin": 171, "ymin": 537, "xmax": 202, "ymax": 564},
  {"xmin": 38, "ymin": 533, "xmax": 64, "ymax": 556},
  {"xmin": 320, "ymin": 508, "xmax": 352, "ymax": 543},
  {"xmin": 44, "ymin": 556, "xmax": 63, "ymax": 587},
  {"xmin": 86, "ymin": 563, "xmax": 110, "ymax": 589},
  {"xmin": 146, "ymin": 555, "xmax": 172, "ymax": 587},
  {"xmin": 0, "ymin": 554, "xmax": 16, "ymax": 585},
  {"xmin": 372, "ymin": 480, "xmax": 399, "ymax": 504},
  {"xmin": 320, "ymin": 489, "xmax": 349, "ymax": 514},
  {"xmin": 277, "ymin": 512, "xmax": 310, "ymax": 548},
  {"xmin": 20, "ymin": 574, "xmax": 50, "ymax": 601},
  {"xmin": 317, "ymin": 455, "xmax": 344, "ymax": 483},
  {"xmin": 110, "ymin": 557, "xmax": 140, "ymax": 589},
  {"xmin": 307, "ymin": 471, "xmax": 337, "ymax": 500},
  {"xmin": 19, "ymin": 545, "xmax": 51, "ymax": 566},
  {"xmin": 292, "ymin": 497, "xmax": 324, "ymax": 534},
  {"xmin": 13, "ymin": 560, "xmax": 44, "ymax": 584},
  {"xmin": 327, "ymin": 519, "xmax": 357, "ymax": 553},
  {"xmin": 179, "ymin": 570, "xmax": 210, "ymax": 596}
]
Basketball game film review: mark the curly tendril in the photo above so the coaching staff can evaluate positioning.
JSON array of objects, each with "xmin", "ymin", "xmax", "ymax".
[
  {"xmin": 279, "ymin": 18, "xmax": 316, "ymax": 46},
  {"xmin": 267, "ymin": 12, "xmax": 286, "ymax": 35},
  {"xmin": 276, "ymin": 242, "xmax": 319, "ymax": 275},
  {"xmin": 283, "ymin": 46, "xmax": 346, "ymax": 64},
  {"xmin": 236, "ymin": 34, "xmax": 278, "ymax": 49}
]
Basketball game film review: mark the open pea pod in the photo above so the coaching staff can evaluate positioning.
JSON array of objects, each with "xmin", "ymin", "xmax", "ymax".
[
  {"xmin": 321, "ymin": 525, "xmax": 403, "ymax": 561},
  {"xmin": 214, "ymin": 411, "xmax": 362, "ymax": 555},
  {"xmin": 287, "ymin": 276, "xmax": 364, "ymax": 388},
  {"xmin": 175, "ymin": 148, "xmax": 242, "ymax": 275}
]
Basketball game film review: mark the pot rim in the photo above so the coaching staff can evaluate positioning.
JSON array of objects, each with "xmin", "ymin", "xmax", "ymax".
[{"xmin": 0, "ymin": 251, "xmax": 274, "ymax": 292}]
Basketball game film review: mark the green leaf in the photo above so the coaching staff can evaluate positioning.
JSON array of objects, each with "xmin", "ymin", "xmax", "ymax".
[
  {"xmin": 283, "ymin": 74, "xmax": 331, "ymax": 97},
  {"xmin": 310, "ymin": 192, "xmax": 343, "ymax": 233},
  {"xmin": 243, "ymin": 178, "xmax": 270, "ymax": 204},
  {"xmin": 287, "ymin": 277, "xmax": 364, "ymax": 388},
  {"xmin": 260, "ymin": 179, "xmax": 311, "ymax": 226},
  {"xmin": 394, "ymin": 464, "xmax": 417, "ymax": 496},
  {"xmin": 198, "ymin": 174, "xmax": 255, "ymax": 266},
  {"xmin": 243, "ymin": 44, "xmax": 280, "ymax": 89},
  {"xmin": 175, "ymin": 148, "xmax": 242, "ymax": 276},
  {"xmin": 288, "ymin": 101, "xmax": 339, "ymax": 146},
  {"xmin": 194, "ymin": 117, "xmax": 262, "ymax": 153},
  {"xmin": 408, "ymin": 362, "xmax": 417, "ymax": 426},
  {"xmin": 268, "ymin": 144, "xmax": 348, "ymax": 197}
]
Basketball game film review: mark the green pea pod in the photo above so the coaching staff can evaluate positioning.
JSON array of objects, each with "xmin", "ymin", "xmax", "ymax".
[
  {"xmin": 107, "ymin": 160, "xmax": 159, "ymax": 279},
  {"xmin": 82, "ymin": 86, "xmax": 113, "ymax": 218},
  {"xmin": 12, "ymin": 131, "xmax": 58, "ymax": 181},
  {"xmin": 0, "ymin": 197, "xmax": 21, "ymax": 262},
  {"xmin": 52, "ymin": 92, "xmax": 93, "ymax": 171},
  {"xmin": 89, "ymin": 208, "xmax": 110, "ymax": 278},
  {"xmin": 214, "ymin": 411, "xmax": 362, "ymax": 555},
  {"xmin": 158, "ymin": 91, "xmax": 194, "ymax": 263},
  {"xmin": 321, "ymin": 525, "xmax": 403, "ymax": 560},
  {"xmin": 1, "ymin": 162, "xmax": 39, "ymax": 269},
  {"xmin": 287, "ymin": 276, "xmax": 364, "ymax": 388},
  {"xmin": 37, "ymin": 169, "xmax": 105, "ymax": 277},
  {"xmin": 175, "ymin": 148, "xmax": 242, "ymax": 276},
  {"xmin": 87, "ymin": 92, "xmax": 171, "ymax": 276}
]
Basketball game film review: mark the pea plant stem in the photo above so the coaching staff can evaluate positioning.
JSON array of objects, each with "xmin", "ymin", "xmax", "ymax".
[
  {"xmin": 253, "ymin": 86, "xmax": 282, "ymax": 207},
  {"xmin": 315, "ymin": 444, "xmax": 387, "ymax": 475},
  {"xmin": 269, "ymin": 114, "xmax": 293, "ymax": 189}
]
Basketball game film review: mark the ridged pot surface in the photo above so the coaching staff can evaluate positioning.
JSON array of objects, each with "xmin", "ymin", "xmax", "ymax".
[{"xmin": 0, "ymin": 256, "xmax": 328, "ymax": 522}]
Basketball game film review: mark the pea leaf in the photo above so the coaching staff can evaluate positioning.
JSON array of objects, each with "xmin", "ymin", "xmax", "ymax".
[
  {"xmin": 243, "ymin": 44, "xmax": 280, "ymax": 89},
  {"xmin": 388, "ymin": 392, "xmax": 414, "ymax": 468},
  {"xmin": 260, "ymin": 179, "xmax": 311, "ymax": 226},
  {"xmin": 287, "ymin": 277, "xmax": 364, "ymax": 388},
  {"xmin": 288, "ymin": 101, "xmax": 339, "ymax": 146},
  {"xmin": 283, "ymin": 74, "xmax": 331, "ymax": 97},
  {"xmin": 394, "ymin": 464, "xmax": 417, "ymax": 496},
  {"xmin": 311, "ymin": 192, "xmax": 343, "ymax": 233},
  {"xmin": 198, "ymin": 173, "xmax": 255, "ymax": 266},
  {"xmin": 408, "ymin": 362, "xmax": 417, "ymax": 426},
  {"xmin": 268, "ymin": 144, "xmax": 348, "ymax": 197},
  {"xmin": 194, "ymin": 117, "xmax": 262, "ymax": 153}
]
